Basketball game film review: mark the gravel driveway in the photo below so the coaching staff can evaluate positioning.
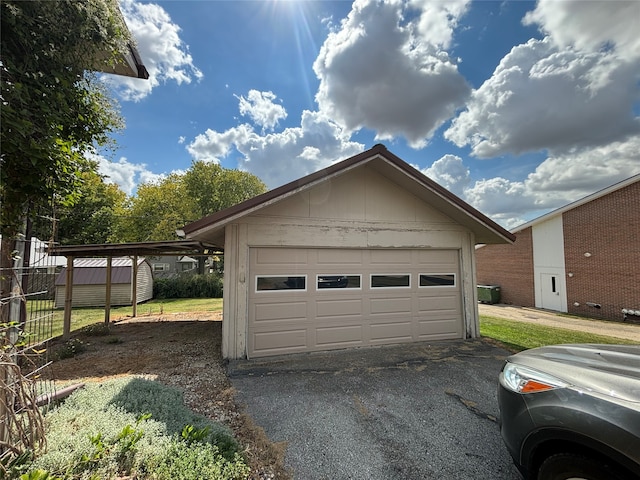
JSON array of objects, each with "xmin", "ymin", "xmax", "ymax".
[{"xmin": 229, "ymin": 339, "xmax": 521, "ymax": 480}]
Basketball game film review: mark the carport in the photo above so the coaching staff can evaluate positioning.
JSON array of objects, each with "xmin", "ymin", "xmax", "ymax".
[{"xmin": 49, "ymin": 240, "xmax": 219, "ymax": 338}]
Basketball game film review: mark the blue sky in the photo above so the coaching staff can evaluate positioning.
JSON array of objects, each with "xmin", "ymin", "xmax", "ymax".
[{"xmin": 98, "ymin": 0, "xmax": 640, "ymax": 229}]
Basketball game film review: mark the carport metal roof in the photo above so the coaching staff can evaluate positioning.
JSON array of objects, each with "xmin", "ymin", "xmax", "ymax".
[{"xmin": 49, "ymin": 239, "xmax": 222, "ymax": 257}]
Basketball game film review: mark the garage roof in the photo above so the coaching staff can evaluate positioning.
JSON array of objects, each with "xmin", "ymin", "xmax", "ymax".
[{"xmin": 183, "ymin": 144, "xmax": 515, "ymax": 245}]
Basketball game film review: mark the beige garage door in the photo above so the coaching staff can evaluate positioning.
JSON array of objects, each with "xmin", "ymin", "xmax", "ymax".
[{"xmin": 248, "ymin": 247, "xmax": 463, "ymax": 358}]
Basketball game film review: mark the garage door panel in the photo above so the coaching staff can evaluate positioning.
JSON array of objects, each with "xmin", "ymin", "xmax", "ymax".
[
  {"xmin": 252, "ymin": 329, "xmax": 308, "ymax": 353},
  {"xmin": 416, "ymin": 249, "xmax": 457, "ymax": 264},
  {"xmin": 255, "ymin": 247, "xmax": 307, "ymax": 265},
  {"xmin": 370, "ymin": 296, "xmax": 412, "ymax": 314},
  {"xmin": 370, "ymin": 321, "xmax": 413, "ymax": 342},
  {"xmin": 316, "ymin": 325, "xmax": 363, "ymax": 346},
  {"xmin": 417, "ymin": 294, "xmax": 460, "ymax": 313},
  {"xmin": 416, "ymin": 318, "xmax": 461, "ymax": 336},
  {"xmin": 316, "ymin": 249, "xmax": 363, "ymax": 265},
  {"xmin": 369, "ymin": 249, "xmax": 412, "ymax": 265},
  {"xmin": 254, "ymin": 301, "xmax": 308, "ymax": 322},
  {"xmin": 316, "ymin": 298, "xmax": 362, "ymax": 317}
]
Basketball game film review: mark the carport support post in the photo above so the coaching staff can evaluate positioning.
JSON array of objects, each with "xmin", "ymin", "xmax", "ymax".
[
  {"xmin": 131, "ymin": 255, "xmax": 138, "ymax": 317},
  {"xmin": 63, "ymin": 256, "xmax": 74, "ymax": 340},
  {"xmin": 104, "ymin": 256, "xmax": 112, "ymax": 324}
]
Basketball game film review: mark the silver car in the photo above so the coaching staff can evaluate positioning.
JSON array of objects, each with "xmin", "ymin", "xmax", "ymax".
[{"xmin": 498, "ymin": 344, "xmax": 640, "ymax": 480}]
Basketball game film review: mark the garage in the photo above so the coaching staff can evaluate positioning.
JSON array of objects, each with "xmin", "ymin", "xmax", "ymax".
[
  {"xmin": 182, "ymin": 144, "xmax": 514, "ymax": 359},
  {"xmin": 249, "ymin": 247, "xmax": 461, "ymax": 357}
]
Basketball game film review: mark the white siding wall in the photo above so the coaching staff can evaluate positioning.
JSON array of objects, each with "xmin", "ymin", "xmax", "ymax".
[
  {"xmin": 55, "ymin": 284, "xmax": 132, "ymax": 308},
  {"xmin": 54, "ymin": 261, "xmax": 154, "ymax": 308},
  {"xmin": 136, "ymin": 262, "xmax": 153, "ymax": 303}
]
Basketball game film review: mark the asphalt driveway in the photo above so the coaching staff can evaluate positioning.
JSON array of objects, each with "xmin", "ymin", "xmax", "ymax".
[{"xmin": 229, "ymin": 339, "xmax": 521, "ymax": 479}]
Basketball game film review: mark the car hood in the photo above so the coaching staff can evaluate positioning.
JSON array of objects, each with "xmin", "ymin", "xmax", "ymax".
[{"xmin": 508, "ymin": 344, "xmax": 640, "ymax": 403}]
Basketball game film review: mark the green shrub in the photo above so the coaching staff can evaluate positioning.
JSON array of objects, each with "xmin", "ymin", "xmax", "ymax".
[
  {"xmin": 29, "ymin": 377, "xmax": 246, "ymax": 479},
  {"xmin": 53, "ymin": 338, "xmax": 86, "ymax": 360},
  {"xmin": 153, "ymin": 273, "xmax": 223, "ymax": 299},
  {"xmin": 145, "ymin": 442, "xmax": 250, "ymax": 480},
  {"xmin": 80, "ymin": 323, "xmax": 111, "ymax": 337}
]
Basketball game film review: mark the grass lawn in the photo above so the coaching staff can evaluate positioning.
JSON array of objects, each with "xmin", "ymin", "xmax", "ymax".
[
  {"xmin": 480, "ymin": 315, "xmax": 639, "ymax": 352},
  {"xmin": 47, "ymin": 298, "xmax": 223, "ymax": 339}
]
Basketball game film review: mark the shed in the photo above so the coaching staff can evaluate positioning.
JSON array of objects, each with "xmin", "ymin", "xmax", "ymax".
[
  {"xmin": 183, "ymin": 144, "xmax": 514, "ymax": 359},
  {"xmin": 476, "ymin": 174, "xmax": 640, "ymax": 322},
  {"xmin": 55, "ymin": 257, "xmax": 153, "ymax": 308}
]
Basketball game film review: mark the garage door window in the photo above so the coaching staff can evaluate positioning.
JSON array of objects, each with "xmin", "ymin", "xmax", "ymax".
[
  {"xmin": 419, "ymin": 274, "xmax": 456, "ymax": 287},
  {"xmin": 316, "ymin": 275, "xmax": 361, "ymax": 290},
  {"xmin": 256, "ymin": 275, "xmax": 307, "ymax": 292},
  {"xmin": 371, "ymin": 274, "xmax": 411, "ymax": 288}
]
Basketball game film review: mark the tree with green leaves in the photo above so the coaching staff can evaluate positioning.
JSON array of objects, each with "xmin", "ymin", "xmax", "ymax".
[
  {"xmin": 115, "ymin": 173, "xmax": 195, "ymax": 242},
  {"xmin": 1, "ymin": 0, "xmax": 131, "ymax": 319},
  {"xmin": 118, "ymin": 162, "xmax": 267, "ymax": 242},
  {"xmin": 31, "ymin": 165, "xmax": 128, "ymax": 245}
]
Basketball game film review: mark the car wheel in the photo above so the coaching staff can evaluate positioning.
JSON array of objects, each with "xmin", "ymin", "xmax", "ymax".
[{"xmin": 537, "ymin": 453, "xmax": 626, "ymax": 480}]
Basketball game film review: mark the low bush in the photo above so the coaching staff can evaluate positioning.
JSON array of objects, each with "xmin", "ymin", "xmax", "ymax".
[
  {"xmin": 26, "ymin": 377, "xmax": 249, "ymax": 479},
  {"xmin": 153, "ymin": 273, "xmax": 223, "ymax": 299},
  {"xmin": 52, "ymin": 339, "xmax": 86, "ymax": 360},
  {"xmin": 80, "ymin": 323, "xmax": 111, "ymax": 336}
]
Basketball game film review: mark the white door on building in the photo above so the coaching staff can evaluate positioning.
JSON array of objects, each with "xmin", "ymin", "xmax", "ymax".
[{"xmin": 539, "ymin": 273, "xmax": 563, "ymax": 312}]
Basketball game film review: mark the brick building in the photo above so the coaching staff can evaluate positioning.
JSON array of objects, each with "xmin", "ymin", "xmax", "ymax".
[{"xmin": 476, "ymin": 174, "xmax": 639, "ymax": 322}]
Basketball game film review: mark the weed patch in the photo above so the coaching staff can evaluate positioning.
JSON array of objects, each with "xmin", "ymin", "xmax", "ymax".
[
  {"xmin": 25, "ymin": 377, "xmax": 249, "ymax": 479},
  {"xmin": 80, "ymin": 323, "xmax": 111, "ymax": 336},
  {"xmin": 52, "ymin": 339, "xmax": 86, "ymax": 360}
]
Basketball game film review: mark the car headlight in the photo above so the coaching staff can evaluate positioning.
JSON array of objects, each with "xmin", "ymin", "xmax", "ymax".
[{"xmin": 502, "ymin": 363, "xmax": 569, "ymax": 394}]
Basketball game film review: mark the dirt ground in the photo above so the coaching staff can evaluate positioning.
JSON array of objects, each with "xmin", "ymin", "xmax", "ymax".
[{"xmin": 47, "ymin": 312, "xmax": 290, "ymax": 480}]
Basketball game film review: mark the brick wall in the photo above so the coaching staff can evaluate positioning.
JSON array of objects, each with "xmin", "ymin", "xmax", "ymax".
[
  {"xmin": 476, "ymin": 227, "xmax": 535, "ymax": 307},
  {"xmin": 563, "ymin": 181, "xmax": 640, "ymax": 321}
]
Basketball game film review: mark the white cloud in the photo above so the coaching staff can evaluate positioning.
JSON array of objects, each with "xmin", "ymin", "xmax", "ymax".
[
  {"xmin": 187, "ymin": 124, "xmax": 256, "ymax": 164},
  {"xmin": 524, "ymin": 137, "xmax": 640, "ymax": 195},
  {"xmin": 178, "ymin": 136, "xmax": 186, "ymax": 144},
  {"xmin": 462, "ymin": 137, "xmax": 640, "ymax": 228},
  {"xmin": 313, "ymin": 0, "xmax": 471, "ymax": 148},
  {"xmin": 235, "ymin": 90, "xmax": 287, "ymax": 131},
  {"xmin": 94, "ymin": 155, "xmax": 164, "ymax": 195},
  {"xmin": 445, "ymin": 38, "xmax": 640, "ymax": 158},
  {"xmin": 409, "ymin": 0, "xmax": 470, "ymax": 50},
  {"xmin": 187, "ymin": 110, "xmax": 363, "ymax": 189},
  {"xmin": 523, "ymin": 0, "xmax": 640, "ymax": 61},
  {"xmin": 105, "ymin": 0, "xmax": 203, "ymax": 101},
  {"xmin": 419, "ymin": 154, "xmax": 470, "ymax": 197}
]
